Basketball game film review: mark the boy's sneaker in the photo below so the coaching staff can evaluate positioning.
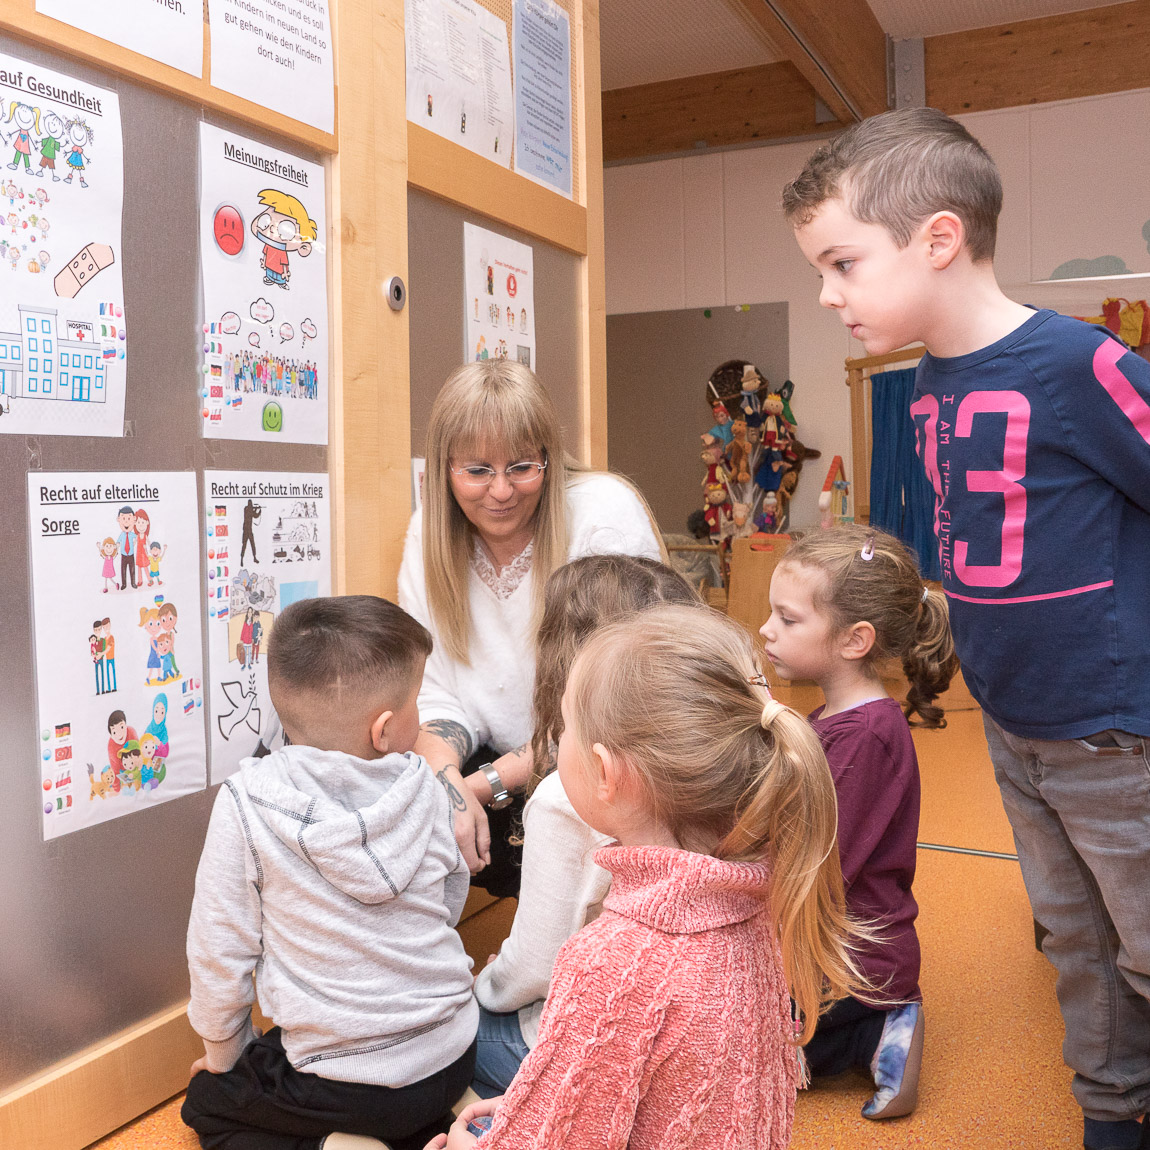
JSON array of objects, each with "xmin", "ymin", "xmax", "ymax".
[
  {"xmin": 861, "ymin": 1002, "xmax": 924, "ymax": 1120},
  {"xmin": 1083, "ymin": 1116, "xmax": 1147, "ymax": 1150}
]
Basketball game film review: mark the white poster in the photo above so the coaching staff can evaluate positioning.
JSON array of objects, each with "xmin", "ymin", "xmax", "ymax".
[
  {"xmin": 512, "ymin": 0, "xmax": 571, "ymax": 198},
  {"xmin": 405, "ymin": 0, "xmax": 513, "ymax": 169},
  {"xmin": 207, "ymin": 0, "xmax": 334, "ymax": 134},
  {"xmin": 0, "ymin": 54, "xmax": 126, "ymax": 436},
  {"xmin": 204, "ymin": 471, "xmax": 331, "ymax": 783},
  {"xmin": 199, "ymin": 124, "xmax": 328, "ymax": 444},
  {"xmin": 36, "ymin": 0, "xmax": 203, "ymax": 77},
  {"xmin": 28, "ymin": 472, "xmax": 207, "ymax": 840},
  {"xmin": 464, "ymin": 222, "xmax": 535, "ymax": 368}
]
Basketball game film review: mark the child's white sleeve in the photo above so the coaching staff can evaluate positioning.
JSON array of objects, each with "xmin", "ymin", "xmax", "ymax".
[{"xmin": 186, "ymin": 784, "xmax": 263, "ymax": 1073}]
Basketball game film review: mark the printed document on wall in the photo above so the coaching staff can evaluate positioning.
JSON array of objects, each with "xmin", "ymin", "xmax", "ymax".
[
  {"xmin": 207, "ymin": 0, "xmax": 334, "ymax": 133},
  {"xmin": 405, "ymin": 0, "xmax": 513, "ymax": 168},
  {"xmin": 512, "ymin": 0, "xmax": 571, "ymax": 198},
  {"xmin": 0, "ymin": 52, "xmax": 126, "ymax": 436},
  {"xmin": 29, "ymin": 472, "xmax": 207, "ymax": 841},
  {"xmin": 463, "ymin": 222, "xmax": 535, "ymax": 369},
  {"xmin": 199, "ymin": 123, "xmax": 328, "ymax": 444},
  {"xmin": 35, "ymin": 0, "xmax": 203, "ymax": 76},
  {"xmin": 204, "ymin": 471, "xmax": 331, "ymax": 784}
]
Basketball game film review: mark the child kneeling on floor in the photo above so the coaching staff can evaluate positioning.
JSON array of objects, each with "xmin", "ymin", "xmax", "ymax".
[
  {"xmin": 432, "ymin": 605, "xmax": 868, "ymax": 1150},
  {"xmin": 183, "ymin": 596, "xmax": 478, "ymax": 1150},
  {"xmin": 762, "ymin": 525, "xmax": 958, "ymax": 1120}
]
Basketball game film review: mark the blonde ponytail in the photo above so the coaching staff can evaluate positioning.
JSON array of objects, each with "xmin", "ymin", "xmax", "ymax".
[{"xmin": 567, "ymin": 605, "xmax": 871, "ymax": 1043}]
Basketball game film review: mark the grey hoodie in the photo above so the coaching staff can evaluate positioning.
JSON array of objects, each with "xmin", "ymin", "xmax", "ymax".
[{"xmin": 187, "ymin": 746, "xmax": 478, "ymax": 1086}]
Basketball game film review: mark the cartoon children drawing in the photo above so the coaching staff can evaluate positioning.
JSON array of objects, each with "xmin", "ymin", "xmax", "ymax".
[
  {"xmin": 139, "ymin": 732, "xmax": 166, "ymax": 790},
  {"xmin": 139, "ymin": 605, "xmax": 164, "ymax": 682},
  {"xmin": 62, "ymin": 119, "xmax": 93, "ymax": 188},
  {"xmin": 38, "ymin": 111, "xmax": 62, "ymax": 182},
  {"xmin": 106, "ymin": 709, "xmax": 136, "ymax": 787},
  {"xmin": 250, "ymin": 613, "xmax": 264, "ymax": 664},
  {"xmin": 97, "ymin": 537, "xmax": 118, "ymax": 591},
  {"xmin": 133, "ymin": 509, "xmax": 151, "ymax": 590},
  {"xmin": 100, "ymin": 618, "xmax": 117, "ymax": 692},
  {"xmin": 118, "ymin": 741, "xmax": 143, "ymax": 791},
  {"xmin": 251, "ymin": 189, "xmax": 316, "ymax": 290},
  {"xmin": 156, "ymin": 632, "xmax": 177, "ymax": 683},
  {"xmin": 148, "ymin": 541, "xmax": 166, "ymax": 586},
  {"xmin": 241, "ymin": 607, "xmax": 255, "ymax": 667},
  {"xmin": 115, "ymin": 507, "xmax": 137, "ymax": 590},
  {"xmin": 90, "ymin": 624, "xmax": 105, "ymax": 695},
  {"xmin": 146, "ymin": 694, "xmax": 170, "ymax": 759},
  {"xmin": 5, "ymin": 103, "xmax": 39, "ymax": 171}
]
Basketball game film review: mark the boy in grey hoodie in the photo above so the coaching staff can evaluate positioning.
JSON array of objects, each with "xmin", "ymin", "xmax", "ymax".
[{"xmin": 183, "ymin": 596, "xmax": 478, "ymax": 1150}]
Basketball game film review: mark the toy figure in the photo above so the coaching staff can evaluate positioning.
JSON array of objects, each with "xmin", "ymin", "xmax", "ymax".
[
  {"xmin": 761, "ymin": 392, "xmax": 794, "ymax": 451},
  {"xmin": 739, "ymin": 364, "xmax": 763, "ymax": 423},
  {"xmin": 754, "ymin": 491, "xmax": 779, "ymax": 533},
  {"xmin": 701, "ymin": 438, "xmax": 729, "ymax": 490},
  {"xmin": 726, "ymin": 420, "xmax": 752, "ymax": 483},
  {"xmin": 706, "ymin": 401, "xmax": 734, "ymax": 446},
  {"xmin": 729, "ymin": 501, "xmax": 755, "ymax": 540},
  {"xmin": 702, "ymin": 483, "xmax": 732, "ymax": 541}
]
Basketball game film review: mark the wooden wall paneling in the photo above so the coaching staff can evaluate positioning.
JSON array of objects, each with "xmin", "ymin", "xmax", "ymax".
[
  {"xmin": 331, "ymin": 0, "xmax": 410, "ymax": 599},
  {"xmin": 407, "ymin": 123, "xmax": 588, "ymax": 257},
  {"xmin": 602, "ymin": 61, "xmax": 843, "ymax": 163},
  {"xmin": 576, "ymin": 0, "xmax": 607, "ymax": 466},
  {"xmin": 727, "ymin": 0, "xmax": 888, "ymax": 122},
  {"xmin": 925, "ymin": 1, "xmax": 1150, "ymax": 115},
  {"xmin": 0, "ymin": 0, "xmax": 337, "ymax": 151}
]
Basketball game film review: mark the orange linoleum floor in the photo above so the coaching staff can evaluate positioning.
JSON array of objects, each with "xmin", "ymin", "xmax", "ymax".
[{"xmin": 92, "ymin": 702, "xmax": 1081, "ymax": 1150}]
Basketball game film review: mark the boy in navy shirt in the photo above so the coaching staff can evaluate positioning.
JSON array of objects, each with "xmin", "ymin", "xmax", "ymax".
[{"xmin": 784, "ymin": 108, "xmax": 1150, "ymax": 1150}]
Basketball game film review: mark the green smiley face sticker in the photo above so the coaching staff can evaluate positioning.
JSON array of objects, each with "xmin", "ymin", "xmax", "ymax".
[{"xmin": 262, "ymin": 401, "xmax": 283, "ymax": 433}]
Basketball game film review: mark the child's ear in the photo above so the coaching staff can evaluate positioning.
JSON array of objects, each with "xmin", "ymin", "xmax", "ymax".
[
  {"xmin": 840, "ymin": 621, "xmax": 876, "ymax": 661},
  {"xmin": 591, "ymin": 742, "xmax": 623, "ymax": 803},
  {"xmin": 924, "ymin": 210, "xmax": 963, "ymax": 269},
  {"xmin": 370, "ymin": 709, "xmax": 395, "ymax": 754}
]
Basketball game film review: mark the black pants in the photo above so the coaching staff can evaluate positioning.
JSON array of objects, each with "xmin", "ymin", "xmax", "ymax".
[
  {"xmin": 461, "ymin": 748, "xmax": 525, "ymax": 899},
  {"xmin": 803, "ymin": 996, "xmax": 888, "ymax": 1077},
  {"xmin": 181, "ymin": 1028, "xmax": 476, "ymax": 1150}
]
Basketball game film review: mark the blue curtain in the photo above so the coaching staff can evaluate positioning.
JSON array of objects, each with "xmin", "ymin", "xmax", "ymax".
[{"xmin": 869, "ymin": 368, "xmax": 940, "ymax": 580}]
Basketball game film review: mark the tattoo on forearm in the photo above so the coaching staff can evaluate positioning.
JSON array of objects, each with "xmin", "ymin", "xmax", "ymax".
[
  {"xmin": 422, "ymin": 719, "xmax": 474, "ymax": 764},
  {"xmin": 436, "ymin": 768, "xmax": 470, "ymax": 812}
]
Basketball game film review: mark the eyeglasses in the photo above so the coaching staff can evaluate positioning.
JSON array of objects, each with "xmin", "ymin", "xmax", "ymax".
[{"xmin": 449, "ymin": 460, "xmax": 548, "ymax": 489}]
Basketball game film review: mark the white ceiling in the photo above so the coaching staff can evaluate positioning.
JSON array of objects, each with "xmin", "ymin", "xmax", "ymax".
[{"xmin": 600, "ymin": 0, "xmax": 1123, "ymax": 90}]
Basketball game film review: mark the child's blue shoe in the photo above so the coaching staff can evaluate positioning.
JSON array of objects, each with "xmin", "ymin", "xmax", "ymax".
[{"xmin": 861, "ymin": 1002, "xmax": 924, "ymax": 1120}]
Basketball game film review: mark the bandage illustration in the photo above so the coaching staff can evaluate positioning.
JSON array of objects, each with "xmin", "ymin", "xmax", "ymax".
[{"xmin": 53, "ymin": 243, "xmax": 115, "ymax": 299}]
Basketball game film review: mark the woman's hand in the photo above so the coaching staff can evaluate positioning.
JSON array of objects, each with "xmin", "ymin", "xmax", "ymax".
[{"xmin": 415, "ymin": 723, "xmax": 491, "ymax": 873}]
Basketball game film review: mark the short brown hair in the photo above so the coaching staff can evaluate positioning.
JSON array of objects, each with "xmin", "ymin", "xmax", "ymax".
[
  {"xmin": 268, "ymin": 595, "xmax": 431, "ymax": 705},
  {"xmin": 782, "ymin": 107, "xmax": 1001, "ymax": 262}
]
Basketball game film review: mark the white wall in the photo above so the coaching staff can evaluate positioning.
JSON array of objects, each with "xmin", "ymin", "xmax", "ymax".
[{"xmin": 605, "ymin": 88, "xmax": 1150, "ymax": 529}]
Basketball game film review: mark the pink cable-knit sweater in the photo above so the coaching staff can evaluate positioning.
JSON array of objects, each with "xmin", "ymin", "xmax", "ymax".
[{"xmin": 478, "ymin": 845, "xmax": 798, "ymax": 1150}]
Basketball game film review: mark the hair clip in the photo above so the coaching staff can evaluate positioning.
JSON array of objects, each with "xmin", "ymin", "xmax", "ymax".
[
  {"xmin": 921, "ymin": 586, "xmax": 930, "ymax": 604},
  {"xmin": 747, "ymin": 673, "xmax": 771, "ymax": 689},
  {"xmin": 860, "ymin": 533, "xmax": 875, "ymax": 562}
]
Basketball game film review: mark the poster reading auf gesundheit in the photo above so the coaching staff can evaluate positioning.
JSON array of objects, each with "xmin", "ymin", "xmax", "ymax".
[
  {"xmin": 28, "ymin": 472, "xmax": 207, "ymax": 841},
  {"xmin": 199, "ymin": 123, "xmax": 328, "ymax": 444},
  {"xmin": 464, "ymin": 221, "xmax": 535, "ymax": 369},
  {"xmin": 203, "ymin": 470, "xmax": 331, "ymax": 784},
  {"xmin": 0, "ymin": 52, "xmax": 127, "ymax": 436}
]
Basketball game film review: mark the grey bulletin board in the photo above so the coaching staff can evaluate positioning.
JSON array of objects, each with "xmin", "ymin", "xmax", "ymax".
[
  {"xmin": 407, "ymin": 188, "xmax": 581, "ymax": 456},
  {"xmin": 606, "ymin": 303, "xmax": 789, "ymax": 534},
  {"xmin": 0, "ymin": 35, "xmax": 327, "ymax": 1091}
]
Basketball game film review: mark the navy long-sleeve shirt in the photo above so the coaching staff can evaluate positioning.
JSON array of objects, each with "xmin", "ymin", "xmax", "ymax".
[{"xmin": 912, "ymin": 309, "xmax": 1150, "ymax": 740}]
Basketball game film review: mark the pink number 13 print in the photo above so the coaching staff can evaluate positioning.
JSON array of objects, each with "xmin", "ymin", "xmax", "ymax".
[{"xmin": 911, "ymin": 390, "xmax": 1031, "ymax": 589}]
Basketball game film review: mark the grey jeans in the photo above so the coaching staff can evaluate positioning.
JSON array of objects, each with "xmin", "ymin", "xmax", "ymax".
[{"xmin": 983, "ymin": 714, "xmax": 1150, "ymax": 1121}]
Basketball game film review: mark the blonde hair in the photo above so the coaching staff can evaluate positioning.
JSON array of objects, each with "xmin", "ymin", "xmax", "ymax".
[
  {"xmin": 529, "ymin": 555, "xmax": 700, "ymax": 797},
  {"xmin": 422, "ymin": 360, "xmax": 665, "ymax": 663},
  {"xmin": 566, "ymin": 604, "xmax": 868, "ymax": 1041},
  {"xmin": 257, "ymin": 188, "xmax": 318, "ymax": 241},
  {"xmin": 7, "ymin": 102, "xmax": 40, "ymax": 134},
  {"xmin": 779, "ymin": 525, "xmax": 959, "ymax": 727}
]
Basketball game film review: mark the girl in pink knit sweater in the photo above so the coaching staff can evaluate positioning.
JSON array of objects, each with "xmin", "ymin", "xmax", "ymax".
[{"xmin": 428, "ymin": 605, "xmax": 866, "ymax": 1150}]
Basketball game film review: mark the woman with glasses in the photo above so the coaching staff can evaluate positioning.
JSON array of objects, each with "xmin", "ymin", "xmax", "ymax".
[{"xmin": 398, "ymin": 361, "xmax": 662, "ymax": 895}]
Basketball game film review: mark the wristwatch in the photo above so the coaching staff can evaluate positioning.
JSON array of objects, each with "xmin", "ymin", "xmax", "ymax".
[{"xmin": 480, "ymin": 764, "xmax": 514, "ymax": 810}]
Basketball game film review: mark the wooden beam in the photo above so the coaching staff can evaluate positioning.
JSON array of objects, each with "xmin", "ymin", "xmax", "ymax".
[
  {"xmin": 926, "ymin": 1, "xmax": 1150, "ymax": 115},
  {"xmin": 727, "ymin": 0, "xmax": 888, "ymax": 122},
  {"xmin": 602, "ymin": 61, "xmax": 844, "ymax": 163}
]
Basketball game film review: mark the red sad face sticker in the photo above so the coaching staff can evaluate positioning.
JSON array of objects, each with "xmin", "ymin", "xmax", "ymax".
[
  {"xmin": 213, "ymin": 204, "xmax": 245, "ymax": 257},
  {"xmin": 506, "ymin": 273, "xmax": 517, "ymax": 298}
]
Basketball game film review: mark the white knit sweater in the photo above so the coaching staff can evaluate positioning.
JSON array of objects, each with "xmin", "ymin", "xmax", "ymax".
[
  {"xmin": 474, "ymin": 771, "xmax": 613, "ymax": 1045},
  {"xmin": 397, "ymin": 473, "xmax": 662, "ymax": 755}
]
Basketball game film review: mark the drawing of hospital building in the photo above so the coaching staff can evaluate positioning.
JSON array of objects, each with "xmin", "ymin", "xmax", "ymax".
[{"xmin": 0, "ymin": 304, "xmax": 111, "ymax": 406}]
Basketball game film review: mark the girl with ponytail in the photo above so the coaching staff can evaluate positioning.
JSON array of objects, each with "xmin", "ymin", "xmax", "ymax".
[
  {"xmin": 761, "ymin": 524, "xmax": 960, "ymax": 1122},
  {"xmin": 429, "ymin": 605, "xmax": 865, "ymax": 1150}
]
